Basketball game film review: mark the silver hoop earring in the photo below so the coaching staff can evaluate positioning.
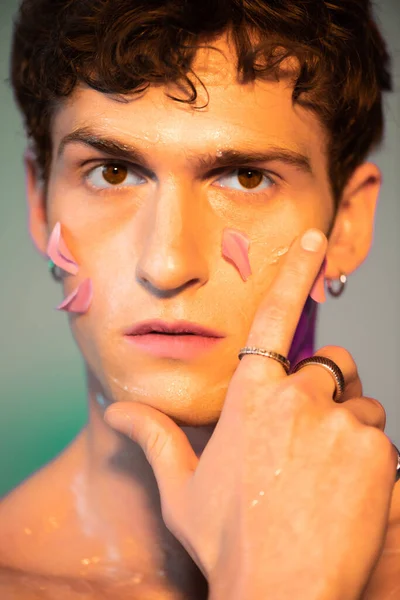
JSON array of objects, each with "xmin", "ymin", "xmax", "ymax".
[
  {"xmin": 326, "ymin": 273, "xmax": 347, "ymax": 297},
  {"xmin": 48, "ymin": 260, "xmax": 63, "ymax": 282}
]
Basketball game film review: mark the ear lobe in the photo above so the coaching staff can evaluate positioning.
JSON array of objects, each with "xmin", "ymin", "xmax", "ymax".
[
  {"xmin": 325, "ymin": 162, "xmax": 381, "ymax": 279},
  {"xmin": 24, "ymin": 148, "xmax": 48, "ymax": 255}
]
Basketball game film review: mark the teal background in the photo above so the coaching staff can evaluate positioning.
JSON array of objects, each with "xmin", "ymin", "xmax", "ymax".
[
  {"xmin": 0, "ymin": 0, "xmax": 88, "ymax": 497},
  {"xmin": 0, "ymin": 0, "xmax": 399, "ymax": 498}
]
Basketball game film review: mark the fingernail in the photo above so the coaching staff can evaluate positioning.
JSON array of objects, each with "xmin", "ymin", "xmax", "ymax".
[{"xmin": 301, "ymin": 229, "xmax": 324, "ymax": 252}]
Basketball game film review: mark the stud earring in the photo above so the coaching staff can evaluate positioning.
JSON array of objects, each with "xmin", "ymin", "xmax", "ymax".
[
  {"xmin": 326, "ymin": 273, "xmax": 347, "ymax": 297},
  {"xmin": 48, "ymin": 259, "xmax": 63, "ymax": 282}
]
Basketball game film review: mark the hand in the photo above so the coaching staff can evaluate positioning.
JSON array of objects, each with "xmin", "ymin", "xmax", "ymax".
[{"xmin": 104, "ymin": 229, "xmax": 398, "ymax": 600}]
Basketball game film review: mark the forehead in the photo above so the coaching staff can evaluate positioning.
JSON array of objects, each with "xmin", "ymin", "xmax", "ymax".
[{"xmin": 53, "ymin": 35, "xmax": 328, "ymax": 166}]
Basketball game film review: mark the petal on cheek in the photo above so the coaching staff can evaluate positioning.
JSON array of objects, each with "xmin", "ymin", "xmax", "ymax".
[
  {"xmin": 221, "ymin": 228, "xmax": 252, "ymax": 281},
  {"xmin": 56, "ymin": 278, "xmax": 93, "ymax": 313},
  {"xmin": 47, "ymin": 222, "xmax": 79, "ymax": 275}
]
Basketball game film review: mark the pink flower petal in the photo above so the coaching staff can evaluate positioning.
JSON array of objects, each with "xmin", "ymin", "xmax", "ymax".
[
  {"xmin": 221, "ymin": 228, "xmax": 252, "ymax": 281},
  {"xmin": 310, "ymin": 258, "xmax": 327, "ymax": 303},
  {"xmin": 47, "ymin": 222, "xmax": 79, "ymax": 275},
  {"xmin": 222, "ymin": 228, "xmax": 251, "ymax": 281},
  {"xmin": 56, "ymin": 278, "xmax": 93, "ymax": 313}
]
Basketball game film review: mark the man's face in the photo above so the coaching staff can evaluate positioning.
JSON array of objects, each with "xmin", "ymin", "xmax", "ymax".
[{"xmin": 45, "ymin": 35, "xmax": 334, "ymax": 425}]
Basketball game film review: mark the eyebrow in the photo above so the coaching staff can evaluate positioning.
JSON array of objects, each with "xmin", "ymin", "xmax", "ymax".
[{"xmin": 57, "ymin": 126, "xmax": 313, "ymax": 176}]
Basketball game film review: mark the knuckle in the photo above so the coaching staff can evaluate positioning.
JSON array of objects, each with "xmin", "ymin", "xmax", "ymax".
[
  {"xmin": 280, "ymin": 378, "xmax": 313, "ymax": 410},
  {"xmin": 369, "ymin": 398, "xmax": 387, "ymax": 429},
  {"xmin": 260, "ymin": 300, "xmax": 287, "ymax": 325},
  {"xmin": 325, "ymin": 406, "xmax": 359, "ymax": 432},
  {"xmin": 360, "ymin": 425, "xmax": 387, "ymax": 448},
  {"xmin": 288, "ymin": 375, "xmax": 310, "ymax": 397},
  {"xmin": 144, "ymin": 427, "xmax": 169, "ymax": 461},
  {"xmin": 358, "ymin": 427, "xmax": 396, "ymax": 468},
  {"xmin": 343, "ymin": 396, "xmax": 386, "ymax": 430}
]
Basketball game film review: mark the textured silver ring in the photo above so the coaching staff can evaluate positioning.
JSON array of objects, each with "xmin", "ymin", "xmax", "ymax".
[
  {"xmin": 238, "ymin": 347, "xmax": 291, "ymax": 374},
  {"xmin": 391, "ymin": 443, "xmax": 400, "ymax": 483},
  {"xmin": 291, "ymin": 355, "xmax": 345, "ymax": 402}
]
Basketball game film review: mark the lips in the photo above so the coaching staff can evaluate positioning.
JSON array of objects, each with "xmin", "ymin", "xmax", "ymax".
[
  {"xmin": 124, "ymin": 319, "xmax": 225, "ymax": 360},
  {"xmin": 124, "ymin": 319, "xmax": 225, "ymax": 338}
]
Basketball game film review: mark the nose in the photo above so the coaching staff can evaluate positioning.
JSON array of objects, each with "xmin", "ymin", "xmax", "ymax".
[{"xmin": 135, "ymin": 185, "xmax": 210, "ymax": 298}]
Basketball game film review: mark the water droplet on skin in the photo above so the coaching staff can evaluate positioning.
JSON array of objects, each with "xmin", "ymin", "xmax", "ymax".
[
  {"xmin": 24, "ymin": 527, "xmax": 32, "ymax": 535},
  {"xmin": 269, "ymin": 246, "xmax": 289, "ymax": 265},
  {"xmin": 110, "ymin": 375, "xmax": 151, "ymax": 397},
  {"xmin": 250, "ymin": 499, "xmax": 259, "ymax": 507},
  {"xmin": 259, "ymin": 490, "xmax": 265, "ymax": 496},
  {"xmin": 80, "ymin": 555, "xmax": 102, "ymax": 567},
  {"xmin": 274, "ymin": 468, "xmax": 282, "ymax": 476}
]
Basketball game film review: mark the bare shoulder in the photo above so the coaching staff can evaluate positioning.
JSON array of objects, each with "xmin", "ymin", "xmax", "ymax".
[
  {"xmin": 0, "ymin": 565, "xmax": 147, "ymax": 600},
  {"xmin": 0, "ymin": 564, "xmax": 190, "ymax": 600},
  {"xmin": 0, "ymin": 431, "xmax": 86, "ymax": 568},
  {"xmin": 0, "ymin": 565, "xmax": 96, "ymax": 600}
]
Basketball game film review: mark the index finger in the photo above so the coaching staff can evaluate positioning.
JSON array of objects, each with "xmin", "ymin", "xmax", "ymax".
[{"xmin": 241, "ymin": 228, "xmax": 328, "ymax": 379}]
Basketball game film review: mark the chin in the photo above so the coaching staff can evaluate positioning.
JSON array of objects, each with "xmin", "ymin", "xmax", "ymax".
[
  {"xmin": 86, "ymin": 349, "xmax": 232, "ymax": 425},
  {"xmin": 99, "ymin": 376, "xmax": 225, "ymax": 427}
]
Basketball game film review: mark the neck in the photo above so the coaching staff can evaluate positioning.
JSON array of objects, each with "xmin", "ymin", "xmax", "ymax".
[{"xmin": 71, "ymin": 368, "xmax": 210, "ymax": 595}]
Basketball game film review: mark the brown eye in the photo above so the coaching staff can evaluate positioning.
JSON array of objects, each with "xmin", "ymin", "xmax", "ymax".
[
  {"xmin": 237, "ymin": 169, "xmax": 264, "ymax": 189},
  {"xmin": 102, "ymin": 164, "xmax": 128, "ymax": 185}
]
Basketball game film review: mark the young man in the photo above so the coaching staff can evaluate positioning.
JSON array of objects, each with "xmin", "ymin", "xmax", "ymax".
[{"xmin": 1, "ymin": 0, "xmax": 399, "ymax": 598}]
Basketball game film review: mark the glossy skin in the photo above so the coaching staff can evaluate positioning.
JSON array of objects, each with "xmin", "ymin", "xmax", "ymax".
[
  {"xmin": 0, "ymin": 33, "xmax": 399, "ymax": 599},
  {"xmin": 105, "ymin": 231, "xmax": 399, "ymax": 599}
]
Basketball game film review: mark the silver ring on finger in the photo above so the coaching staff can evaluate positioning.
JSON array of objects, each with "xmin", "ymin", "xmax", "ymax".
[
  {"xmin": 390, "ymin": 442, "xmax": 400, "ymax": 483},
  {"xmin": 291, "ymin": 355, "xmax": 345, "ymax": 403},
  {"xmin": 238, "ymin": 347, "xmax": 291, "ymax": 374}
]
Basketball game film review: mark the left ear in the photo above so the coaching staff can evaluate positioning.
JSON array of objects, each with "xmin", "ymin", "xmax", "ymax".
[{"xmin": 325, "ymin": 162, "xmax": 381, "ymax": 279}]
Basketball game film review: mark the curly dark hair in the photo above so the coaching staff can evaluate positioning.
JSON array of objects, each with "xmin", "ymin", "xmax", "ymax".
[{"xmin": 9, "ymin": 0, "xmax": 392, "ymax": 204}]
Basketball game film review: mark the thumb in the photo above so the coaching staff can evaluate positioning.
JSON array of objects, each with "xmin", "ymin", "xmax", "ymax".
[{"xmin": 104, "ymin": 402, "xmax": 197, "ymax": 520}]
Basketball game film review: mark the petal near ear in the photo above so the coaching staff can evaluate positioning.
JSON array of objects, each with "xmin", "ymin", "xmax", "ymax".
[
  {"xmin": 46, "ymin": 222, "xmax": 79, "ymax": 275},
  {"xmin": 56, "ymin": 278, "xmax": 93, "ymax": 313}
]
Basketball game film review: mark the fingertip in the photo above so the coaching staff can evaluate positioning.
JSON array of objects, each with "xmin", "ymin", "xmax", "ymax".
[
  {"xmin": 300, "ymin": 229, "xmax": 326, "ymax": 253},
  {"xmin": 104, "ymin": 408, "xmax": 131, "ymax": 429}
]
